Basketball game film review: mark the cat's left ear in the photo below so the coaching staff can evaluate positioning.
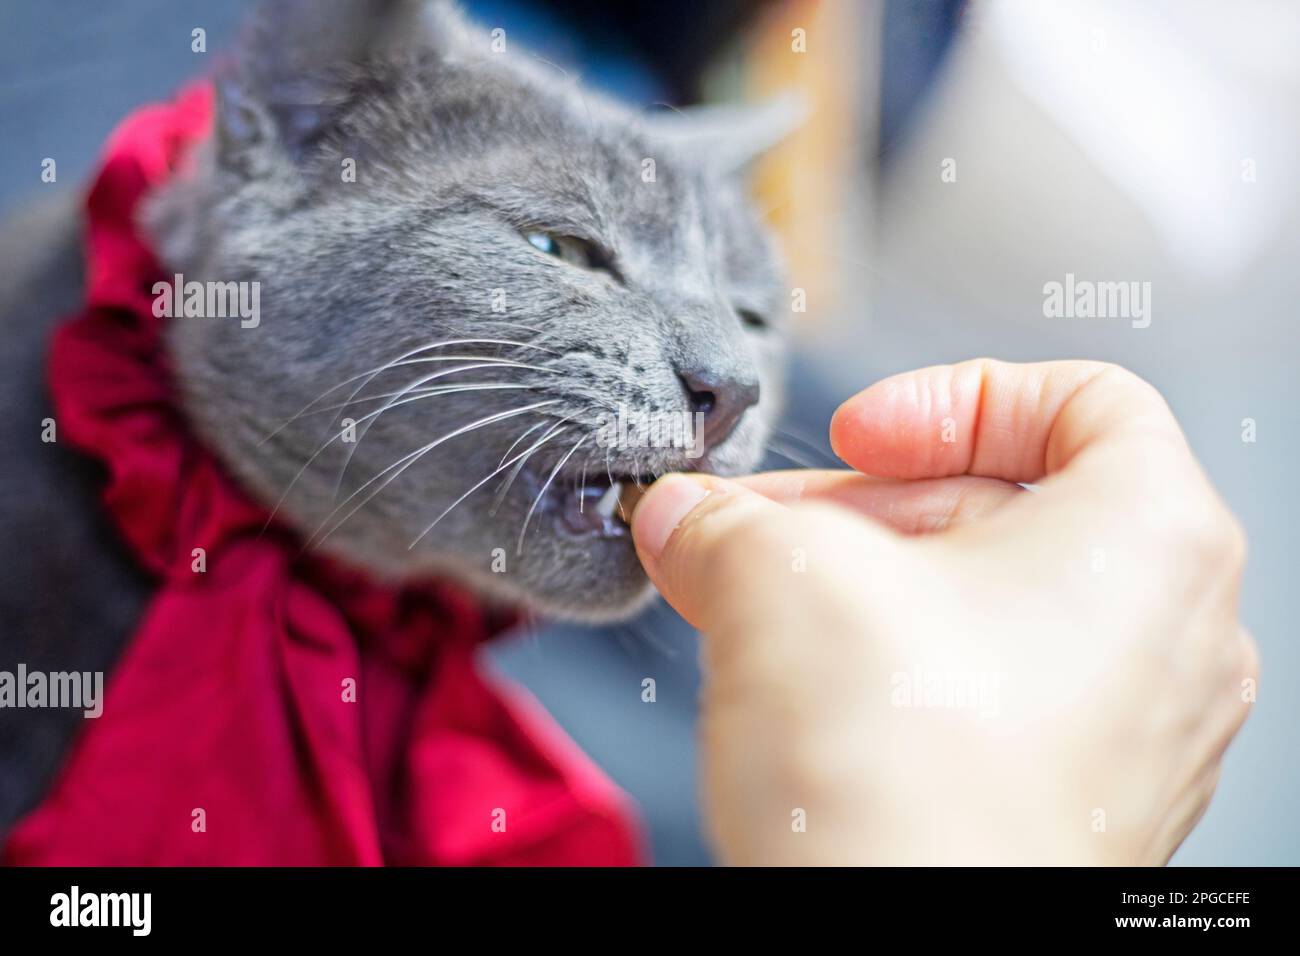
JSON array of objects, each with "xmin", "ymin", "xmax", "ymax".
[
  {"xmin": 216, "ymin": 0, "xmax": 476, "ymax": 168},
  {"xmin": 642, "ymin": 92, "xmax": 808, "ymax": 174}
]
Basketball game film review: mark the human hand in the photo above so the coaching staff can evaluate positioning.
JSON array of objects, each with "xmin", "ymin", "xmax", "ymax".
[{"xmin": 631, "ymin": 360, "xmax": 1257, "ymax": 865}]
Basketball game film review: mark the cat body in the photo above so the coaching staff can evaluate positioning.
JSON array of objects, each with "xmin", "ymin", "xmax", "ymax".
[{"xmin": 0, "ymin": 0, "xmax": 792, "ymax": 836}]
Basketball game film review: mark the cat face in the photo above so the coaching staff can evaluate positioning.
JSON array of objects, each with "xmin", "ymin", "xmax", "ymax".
[{"xmin": 149, "ymin": 0, "xmax": 796, "ymax": 620}]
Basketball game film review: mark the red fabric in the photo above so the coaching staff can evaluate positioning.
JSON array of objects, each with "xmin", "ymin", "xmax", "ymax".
[{"xmin": 3, "ymin": 83, "xmax": 643, "ymax": 866}]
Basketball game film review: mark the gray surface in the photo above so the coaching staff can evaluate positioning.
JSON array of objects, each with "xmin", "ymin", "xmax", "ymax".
[{"xmin": 0, "ymin": 1, "xmax": 248, "ymax": 219}]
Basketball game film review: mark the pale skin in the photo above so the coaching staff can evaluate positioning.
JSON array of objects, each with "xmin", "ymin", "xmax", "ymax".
[{"xmin": 630, "ymin": 359, "xmax": 1258, "ymax": 865}]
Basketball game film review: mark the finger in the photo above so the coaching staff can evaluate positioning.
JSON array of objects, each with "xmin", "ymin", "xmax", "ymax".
[
  {"xmin": 630, "ymin": 473, "xmax": 893, "ymax": 634},
  {"xmin": 733, "ymin": 468, "xmax": 1023, "ymax": 534},
  {"xmin": 1186, "ymin": 627, "xmax": 1259, "ymax": 785},
  {"xmin": 630, "ymin": 473, "xmax": 799, "ymax": 632},
  {"xmin": 1149, "ymin": 761, "xmax": 1223, "ymax": 865},
  {"xmin": 829, "ymin": 359, "xmax": 1190, "ymax": 486}
]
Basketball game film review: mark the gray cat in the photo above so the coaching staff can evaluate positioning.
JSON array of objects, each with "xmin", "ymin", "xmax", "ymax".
[{"xmin": 0, "ymin": 0, "xmax": 793, "ymax": 830}]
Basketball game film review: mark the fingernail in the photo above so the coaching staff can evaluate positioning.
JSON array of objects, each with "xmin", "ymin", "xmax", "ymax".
[{"xmin": 632, "ymin": 474, "xmax": 711, "ymax": 561}]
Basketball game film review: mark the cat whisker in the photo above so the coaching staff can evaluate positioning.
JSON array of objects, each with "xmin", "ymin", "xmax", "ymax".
[
  {"xmin": 497, "ymin": 421, "xmax": 548, "ymax": 469},
  {"xmin": 618, "ymin": 619, "xmax": 680, "ymax": 661},
  {"xmin": 771, "ymin": 424, "xmax": 839, "ymax": 466},
  {"xmin": 374, "ymin": 354, "xmax": 560, "ymax": 379},
  {"xmin": 762, "ymin": 440, "xmax": 819, "ymax": 470},
  {"xmin": 316, "ymin": 353, "xmax": 555, "ymax": 462},
  {"xmin": 301, "ymin": 379, "xmax": 534, "ymax": 417},
  {"xmin": 258, "ymin": 338, "xmax": 559, "ymax": 445},
  {"xmin": 520, "ymin": 609, "xmax": 543, "ymax": 657},
  {"xmin": 603, "ymin": 446, "xmax": 628, "ymax": 523},
  {"xmin": 408, "ymin": 425, "xmax": 571, "ymax": 549},
  {"xmin": 330, "ymin": 360, "xmax": 551, "ymax": 496},
  {"xmin": 490, "ymin": 417, "xmax": 573, "ymax": 516},
  {"xmin": 476, "ymin": 319, "xmax": 550, "ymax": 337},
  {"xmin": 260, "ymin": 382, "xmax": 536, "ymax": 532},
  {"xmin": 303, "ymin": 400, "xmax": 561, "ymax": 551},
  {"xmin": 516, "ymin": 434, "xmax": 589, "ymax": 556}
]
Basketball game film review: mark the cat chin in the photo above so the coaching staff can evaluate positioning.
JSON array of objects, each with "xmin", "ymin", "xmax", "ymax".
[
  {"xmin": 517, "ymin": 576, "xmax": 661, "ymax": 625},
  {"xmin": 350, "ymin": 527, "xmax": 656, "ymax": 624},
  {"xmin": 412, "ymin": 546, "xmax": 660, "ymax": 624}
]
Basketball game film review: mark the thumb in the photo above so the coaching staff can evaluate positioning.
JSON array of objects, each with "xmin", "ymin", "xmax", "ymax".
[
  {"xmin": 631, "ymin": 474, "xmax": 796, "ymax": 632},
  {"xmin": 631, "ymin": 473, "xmax": 887, "ymax": 635}
]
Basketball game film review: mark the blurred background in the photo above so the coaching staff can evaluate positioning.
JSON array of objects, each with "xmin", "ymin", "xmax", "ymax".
[{"xmin": 2, "ymin": 0, "xmax": 1296, "ymax": 864}]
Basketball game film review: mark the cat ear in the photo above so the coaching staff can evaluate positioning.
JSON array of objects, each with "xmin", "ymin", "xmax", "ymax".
[
  {"xmin": 217, "ymin": 0, "xmax": 471, "ymax": 166},
  {"xmin": 643, "ymin": 92, "xmax": 808, "ymax": 174}
]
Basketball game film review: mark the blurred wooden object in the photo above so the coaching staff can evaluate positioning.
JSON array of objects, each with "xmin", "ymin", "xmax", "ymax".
[{"xmin": 705, "ymin": 0, "xmax": 880, "ymax": 336}]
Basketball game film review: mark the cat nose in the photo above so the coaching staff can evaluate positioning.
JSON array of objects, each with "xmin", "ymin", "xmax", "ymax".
[{"xmin": 678, "ymin": 366, "xmax": 760, "ymax": 448}]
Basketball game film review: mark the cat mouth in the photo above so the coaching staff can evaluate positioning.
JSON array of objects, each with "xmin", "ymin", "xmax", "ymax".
[
  {"xmin": 516, "ymin": 446, "xmax": 737, "ymax": 544},
  {"xmin": 512, "ymin": 466, "xmax": 648, "ymax": 540},
  {"xmin": 552, "ymin": 474, "xmax": 646, "ymax": 538}
]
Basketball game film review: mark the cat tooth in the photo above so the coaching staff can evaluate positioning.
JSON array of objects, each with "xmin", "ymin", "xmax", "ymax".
[
  {"xmin": 595, "ymin": 481, "xmax": 622, "ymax": 520},
  {"xmin": 618, "ymin": 482, "xmax": 645, "ymax": 520}
]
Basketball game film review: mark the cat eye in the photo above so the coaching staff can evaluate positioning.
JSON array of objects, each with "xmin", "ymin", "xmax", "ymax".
[
  {"xmin": 736, "ymin": 307, "xmax": 770, "ymax": 331},
  {"xmin": 524, "ymin": 230, "xmax": 618, "ymax": 278}
]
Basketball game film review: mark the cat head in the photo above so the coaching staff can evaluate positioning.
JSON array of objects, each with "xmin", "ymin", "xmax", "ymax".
[{"xmin": 147, "ymin": 0, "xmax": 798, "ymax": 621}]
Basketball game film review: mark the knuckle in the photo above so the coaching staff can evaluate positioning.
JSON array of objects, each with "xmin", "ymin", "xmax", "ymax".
[
  {"xmin": 1186, "ymin": 502, "xmax": 1248, "ymax": 572},
  {"xmin": 1221, "ymin": 513, "xmax": 1249, "ymax": 571},
  {"xmin": 1146, "ymin": 493, "xmax": 1246, "ymax": 574},
  {"xmin": 1093, "ymin": 361, "xmax": 1151, "ymax": 391},
  {"xmin": 1088, "ymin": 363, "xmax": 1169, "ymax": 410},
  {"xmin": 1236, "ymin": 630, "xmax": 1261, "ymax": 688}
]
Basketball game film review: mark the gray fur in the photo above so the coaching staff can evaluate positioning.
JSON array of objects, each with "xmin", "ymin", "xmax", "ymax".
[{"xmin": 147, "ymin": 0, "xmax": 792, "ymax": 620}]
